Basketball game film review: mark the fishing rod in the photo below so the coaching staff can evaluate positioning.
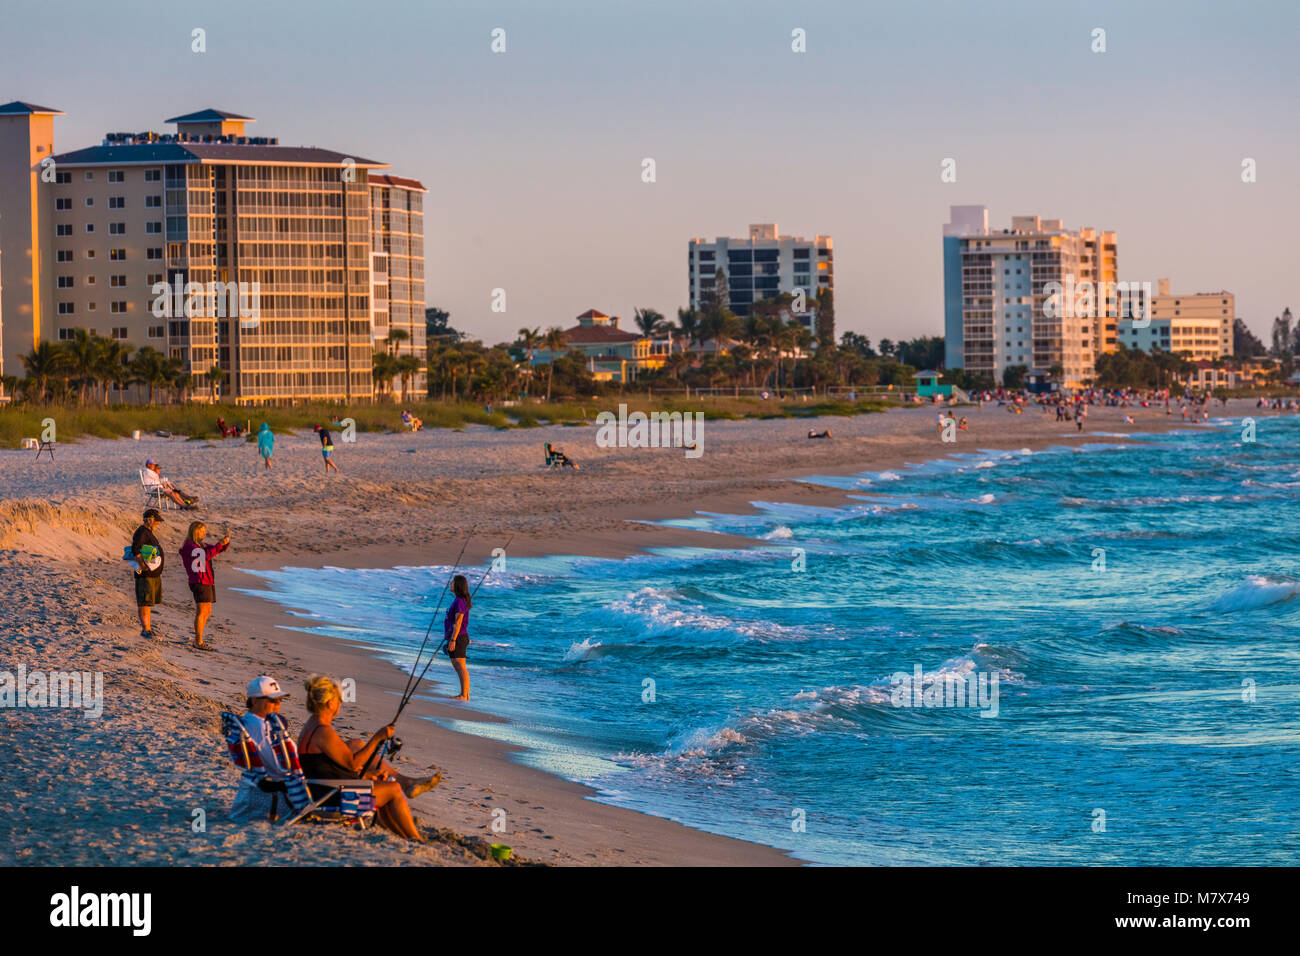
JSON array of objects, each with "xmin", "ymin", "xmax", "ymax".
[
  {"xmin": 360, "ymin": 533, "xmax": 472, "ymax": 778},
  {"xmin": 401, "ymin": 533, "xmax": 515, "ymax": 717}
]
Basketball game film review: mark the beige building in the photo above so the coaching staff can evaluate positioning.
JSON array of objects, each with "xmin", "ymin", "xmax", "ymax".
[
  {"xmin": 1117, "ymin": 278, "xmax": 1234, "ymax": 360},
  {"xmin": 946, "ymin": 208, "xmax": 1118, "ymax": 387},
  {"xmin": 370, "ymin": 174, "xmax": 428, "ymax": 394},
  {"xmin": 0, "ymin": 102, "xmax": 427, "ymax": 404}
]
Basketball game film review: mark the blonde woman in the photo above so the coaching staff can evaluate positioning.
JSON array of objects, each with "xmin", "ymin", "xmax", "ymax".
[
  {"xmin": 178, "ymin": 521, "xmax": 229, "ymax": 650},
  {"xmin": 296, "ymin": 675, "xmax": 439, "ymax": 841}
]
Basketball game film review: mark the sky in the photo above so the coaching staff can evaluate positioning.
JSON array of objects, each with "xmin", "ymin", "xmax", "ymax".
[{"xmin": 4, "ymin": 0, "xmax": 1297, "ymax": 346}]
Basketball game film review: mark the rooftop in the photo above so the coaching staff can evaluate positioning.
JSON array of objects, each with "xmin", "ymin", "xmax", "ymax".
[{"xmin": 0, "ymin": 100, "xmax": 65, "ymax": 115}]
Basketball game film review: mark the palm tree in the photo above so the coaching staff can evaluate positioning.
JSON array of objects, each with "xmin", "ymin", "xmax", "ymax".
[
  {"xmin": 387, "ymin": 327, "xmax": 410, "ymax": 355},
  {"xmin": 20, "ymin": 341, "xmax": 67, "ymax": 403},
  {"xmin": 676, "ymin": 308, "xmax": 701, "ymax": 351},
  {"xmin": 207, "ymin": 364, "xmax": 224, "ymax": 404},
  {"xmin": 542, "ymin": 326, "xmax": 567, "ymax": 402},
  {"xmin": 517, "ymin": 327, "xmax": 541, "ymax": 396},
  {"xmin": 372, "ymin": 351, "xmax": 399, "ymax": 401},
  {"xmin": 97, "ymin": 339, "xmax": 132, "ymax": 405},
  {"xmin": 396, "ymin": 354, "xmax": 422, "ymax": 405},
  {"xmin": 63, "ymin": 329, "xmax": 103, "ymax": 405},
  {"xmin": 130, "ymin": 347, "xmax": 171, "ymax": 406},
  {"xmin": 633, "ymin": 308, "xmax": 665, "ymax": 338}
]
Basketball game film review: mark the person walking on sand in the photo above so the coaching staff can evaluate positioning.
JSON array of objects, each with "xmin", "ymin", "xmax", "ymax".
[
  {"xmin": 314, "ymin": 424, "xmax": 339, "ymax": 474},
  {"xmin": 444, "ymin": 574, "xmax": 473, "ymax": 701},
  {"xmin": 131, "ymin": 508, "xmax": 166, "ymax": 639},
  {"xmin": 257, "ymin": 422, "xmax": 274, "ymax": 470},
  {"xmin": 179, "ymin": 520, "xmax": 230, "ymax": 650}
]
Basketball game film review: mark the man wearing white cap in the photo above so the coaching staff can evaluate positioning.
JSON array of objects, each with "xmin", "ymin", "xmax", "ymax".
[{"xmin": 241, "ymin": 676, "xmax": 290, "ymax": 782}]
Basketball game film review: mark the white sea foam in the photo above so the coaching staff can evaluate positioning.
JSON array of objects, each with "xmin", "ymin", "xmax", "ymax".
[
  {"xmin": 1209, "ymin": 575, "xmax": 1300, "ymax": 613},
  {"xmin": 563, "ymin": 638, "xmax": 603, "ymax": 662}
]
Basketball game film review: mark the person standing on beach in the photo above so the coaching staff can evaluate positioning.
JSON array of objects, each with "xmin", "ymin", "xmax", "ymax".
[
  {"xmin": 179, "ymin": 520, "xmax": 230, "ymax": 650},
  {"xmin": 257, "ymin": 422, "xmax": 274, "ymax": 470},
  {"xmin": 131, "ymin": 508, "xmax": 165, "ymax": 639},
  {"xmin": 314, "ymin": 424, "xmax": 339, "ymax": 474},
  {"xmin": 445, "ymin": 574, "xmax": 472, "ymax": 701}
]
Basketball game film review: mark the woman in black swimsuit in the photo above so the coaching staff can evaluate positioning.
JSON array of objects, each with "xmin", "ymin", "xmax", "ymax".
[{"xmin": 296, "ymin": 675, "xmax": 439, "ymax": 841}]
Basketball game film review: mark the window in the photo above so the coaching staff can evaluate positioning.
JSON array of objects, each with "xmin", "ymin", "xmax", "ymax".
[
  {"xmin": 86, "ymin": 275, "xmax": 96, "ymax": 286},
  {"xmin": 147, "ymin": 247, "xmax": 162, "ymax": 259},
  {"xmin": 147, "ymin": 273, "xmax": 164, "ymax": 285},
  {"xmin": 111, "ymin": 301, "xmax": 128, "ymax": 313},
  {"xmin": 56, "ymin": 171, "xmax": 71, "ymax": 184},
  {"xmin": 145, "ymin": 169, "xmax": 161, "ymax": 182},
  {"xmin": 84, "ymin": 171, "xmax": 94, "ymax": 181},
  {"xmin": 110, "ymin": 249, "xmax": 126, "ymax": 260},
  {"xmin": 85, "ymin": 249, "xmax": 95, "ymax": 259},
  {"xmin": 57, "ymin": 249, "xmax": 73, "ymax": 262},
  {"xmin": 56, "ymin": 224, "xmax": 72, "ymax": 236},
  {"xmin": 109, "ymin": 223, "xmax": 125, "ymax": 235},
  {"xmin": 147, "ymin": 325, "xmax": 165, "ymax": 338},
  {"xmin": 57, "ymin": 276, "xmax": 74, "ymax": 288},
  {"xmin": 146, "ymin": 195, "xmax": 162, "ymax": 207},
  {"xmin": 110, "ymin": 275, "xmax": 127, "ymax": 287},
  {"xmin": 55, "ymin": 197, "xmax": 71, "ymax": 210},
  {"xmin": 84, "ymin": 196, "xmax": 94, "ymax": 206},
  {"xmin": 87, "ymin": 302, "xmax": 97, "ymax": 312},
  {"xmin": 146, "ymin": 221, "xmax": 162, "ymax": 234},
  {"xmin": 111, "ymin": 327, "xmax": 128, "ymax": 339},
  {"xmin": 108, "ymin": 170, "xmax": 124, "ymax": 183},
  {"xmin": 85, "ymin": 224, "xmax": 94, "ymax": 233},
  {"xmin": 109, "ymin": 196, "xmax": 125, "ymax": 209},
  {"xmin": 58, "ymin": 302, "xmax": 75, "ymax": 315}
]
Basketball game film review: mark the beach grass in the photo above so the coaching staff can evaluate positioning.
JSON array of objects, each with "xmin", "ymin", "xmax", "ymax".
[{"xmin": 0, "ymin": 396, "xmax": 887, "ymax": 447}]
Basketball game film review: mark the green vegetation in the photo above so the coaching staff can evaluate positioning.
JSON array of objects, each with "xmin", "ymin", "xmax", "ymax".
[{"xmin": 0, "ymin": 395, "xmax": 886, "ymax": 448}]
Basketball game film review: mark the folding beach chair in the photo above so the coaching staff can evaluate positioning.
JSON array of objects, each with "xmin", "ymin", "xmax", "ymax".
[
  {"xmin": 544, "ymin": 442, "xmax": 576, "ymax": 470},
  {"xmin": 220, "ymin": 711, "xmax": 375, "ymax": 829}
]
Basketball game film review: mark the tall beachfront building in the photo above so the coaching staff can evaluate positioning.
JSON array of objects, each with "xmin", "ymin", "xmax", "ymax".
[
  {"xmin": 1117, "ymin": 278, "xmax": 1234, "ymax": 360},
  {"xmin": 369, "ymin": 174, "xmax": 428, "ymax": 395},
  {"xmin": 688, "ymin": 224, "xmax": 832, "ymax": 325},
  {"xmin": 943, "ymin": 206, "xmax": 1118, "ymax": 387},
  {"xmin": 0, "ymin": 102, "xmax": 426, "ymax": 404}
]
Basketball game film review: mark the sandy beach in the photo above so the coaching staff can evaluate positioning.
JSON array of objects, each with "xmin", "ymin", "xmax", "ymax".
[{"xmin": 0, "ymin": 399, "xmax": 1271, "ymax": 866}]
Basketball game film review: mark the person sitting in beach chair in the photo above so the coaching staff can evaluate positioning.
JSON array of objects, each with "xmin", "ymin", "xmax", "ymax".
[
  {"xmin": 141, "ymin": 459, "xmax": 196, "ymax": 510},
  {"xmin": 401, "ymin": 409, "xmax": 424, "ymax": 431},
  {"xmin": 296, "ymin": 675, "xmax": 440, "ymax": 841},
  {"xmin": 216, "ymin": 417, "xmax": 244, "ymax": 439},
  {"xmin": 544, "ymin": 442, "xmax": 579, "ymax": 470}
]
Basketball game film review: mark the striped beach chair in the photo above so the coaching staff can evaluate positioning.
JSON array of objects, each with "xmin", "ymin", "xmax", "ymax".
[{"xmin": 220, "ymin": 711, "xmax": 375, "ymax": 829}]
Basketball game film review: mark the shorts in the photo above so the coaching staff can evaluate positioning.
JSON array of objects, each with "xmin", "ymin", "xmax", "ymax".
[
  {"xmin": 446, "ymin": 638, "xmax": 468, "ymax": 660},
  {"xmin": 322, "ymin": 446, "xmax": 333, "ymax": 459},
  {"xmin": 135, "ymin": 574, "xmax": 162, "ymax": 607},
  {"xmin": 190, "ymin": 582, "xmax": 216, "ymax": 604}
]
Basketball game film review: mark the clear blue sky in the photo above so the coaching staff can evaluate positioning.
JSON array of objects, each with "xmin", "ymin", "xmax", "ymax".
[{"xmin": 4, "ymin": 0, "xmax": 1296, "ymax": 345}]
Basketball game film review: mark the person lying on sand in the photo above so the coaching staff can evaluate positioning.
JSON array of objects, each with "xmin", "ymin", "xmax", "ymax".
[
  {"xmin": 297, "ymin": 675, "xmax": 440, "ymax": 841},
  {"xmin": 808, "ymin": 429, "xmax": 832, "ymax": 439}
]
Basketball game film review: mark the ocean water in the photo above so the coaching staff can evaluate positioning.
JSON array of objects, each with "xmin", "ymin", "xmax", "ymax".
[{"xmin": 243, "ymin": 417, "xmax": 1300, "ymax": 865}]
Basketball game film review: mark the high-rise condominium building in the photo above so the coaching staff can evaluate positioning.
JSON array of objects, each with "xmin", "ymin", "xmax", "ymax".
[
  {"xmin": 688, "ymin": 224, "xmax": 832, "ymax": 325},
  {"xmin": 1117, "ymin": 278, "xmax": 1234, "ymax": 360},
  {"xmin": 943, "ymin": 206, "xmax": 1118, "ymax": 387},
  {"xmin": 0, "ymin": 102, "xmax": 426, "ymax": 403},
  {"xmin": 369, "ymin": 174, "xmax": 427, "ymax": 395}
]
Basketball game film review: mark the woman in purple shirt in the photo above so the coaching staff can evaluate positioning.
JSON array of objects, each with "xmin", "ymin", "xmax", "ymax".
[{"xmin": 444, "ymin": 574, "xmax": 472, "ymax": 701}]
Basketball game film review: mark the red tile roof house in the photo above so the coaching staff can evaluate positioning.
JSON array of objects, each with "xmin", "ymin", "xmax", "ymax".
[{"xmin": 532, "ymin": 310, "xmax": 663, "ymax": 382}]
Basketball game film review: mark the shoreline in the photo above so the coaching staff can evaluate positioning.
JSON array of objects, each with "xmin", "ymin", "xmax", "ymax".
[{"xmin": 0, "ymin": 401, "xmax": 1275, "ymax": 866}]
